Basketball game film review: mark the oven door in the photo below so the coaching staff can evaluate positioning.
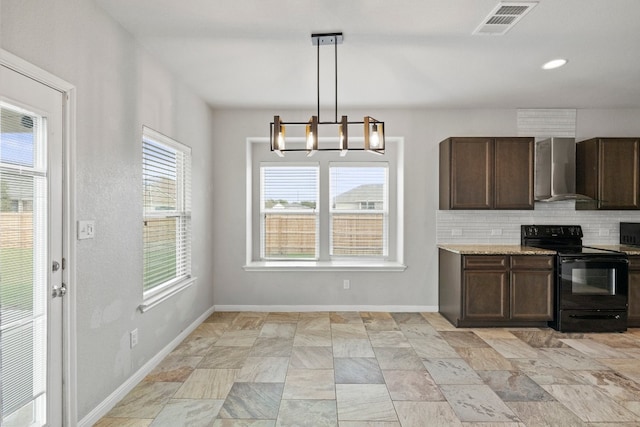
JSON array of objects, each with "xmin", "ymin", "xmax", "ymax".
[{"xmin": 559, "ymin": 257, "xmax": 629, "ymax": 310}]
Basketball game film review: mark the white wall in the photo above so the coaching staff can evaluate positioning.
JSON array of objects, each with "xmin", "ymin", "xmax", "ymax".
[{"xmin": 1, "ymin": 0, "xmax": 215, "ymax": 420}]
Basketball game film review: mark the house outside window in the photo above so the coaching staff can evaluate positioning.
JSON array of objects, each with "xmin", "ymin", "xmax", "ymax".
[
  {"xmin": 142, "ymin": 127, "xmax": 193, "ymax": 306},
  {"xmin": 330, "ymin": 165, "xmax": 388, "ymax": 257}
]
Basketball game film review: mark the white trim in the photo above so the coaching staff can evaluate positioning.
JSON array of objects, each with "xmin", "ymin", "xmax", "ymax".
[
  {"xmin": 243, "ymin": 261, "xmax": 406, "ymax": 272},
  {"xmin": 138, "ymin": 277, "xmax": 197, "ymax": 312},
  {"xmin": 142, "ymin": 125, "xmax": 192, "ymax": 154},
  {"xmin": 1, "ymin": 48, "xmax": 78, "ymax": 427},
  {"xmin": 214, "ymin": 305, "xmax": 437, "ymax": 312},
  {"xmin": 77, "ymin": 305, "xmax": 215, "ymax": 427}
]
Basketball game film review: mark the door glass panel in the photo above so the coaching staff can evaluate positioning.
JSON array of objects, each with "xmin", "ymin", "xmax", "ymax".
[
  {"xmin": 0, "ymin": 102, "xmax": 48, "ymax": 426},
  {"xmin": 570, "ymin": 267, "xmax": 616, "ymax": 295}
]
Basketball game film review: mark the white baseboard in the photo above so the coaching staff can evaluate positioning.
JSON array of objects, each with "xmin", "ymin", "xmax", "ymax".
[
  {"xmin": 213, "ymin": 305, "xmax": 438, "ymax": 313},
  {"xmin": 78, "ymin": 305, "xmax": 215, "ymax": 427}
]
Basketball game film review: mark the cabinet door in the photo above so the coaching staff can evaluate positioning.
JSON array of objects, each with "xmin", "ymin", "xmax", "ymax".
[
  {"xmin": 463, "ymin": 270, "xmax": 508, "ymax": 320},
  {"xmin": 576, "ymin": 139, "xmax": 598, "ymax": 206},
  {"xmin": 510, "ymin": 270, "xmax": 553, "ymax": 321},
  {"xmin": 598, "ymin": 138, "xmax": 640, "ymax": 209},
  {"xmin": 494, "ymin": 138, "xmax": 534, "ymax": 209},
  {"xmin": 450, "ymin": 138, "xmax": 493, "ymax": 209}
]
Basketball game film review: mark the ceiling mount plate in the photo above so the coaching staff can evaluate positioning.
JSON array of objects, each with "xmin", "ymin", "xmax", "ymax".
[{"xmin": 311, "ymin": 32, "xmax": 343, "ymax": 46}]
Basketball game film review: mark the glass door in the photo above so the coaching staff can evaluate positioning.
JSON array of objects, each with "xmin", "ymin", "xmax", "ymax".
[
  {"xmin": 559, "ymin": 258, "xmax": 629, "ymax": 310},
  {"xmin": 1, "ymin": 64, "xmax": 64, "ymax": 427}
]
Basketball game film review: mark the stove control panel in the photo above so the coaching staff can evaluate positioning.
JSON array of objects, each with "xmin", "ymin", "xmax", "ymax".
[{"xmin": 521, "ymin": 225, "xmax": 583, "ymax": 238}]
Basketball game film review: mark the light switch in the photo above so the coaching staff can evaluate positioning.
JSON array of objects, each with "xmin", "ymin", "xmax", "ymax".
[{"xmin": 78, "ymin": 220, "xmax": 95, "ymax": 240}]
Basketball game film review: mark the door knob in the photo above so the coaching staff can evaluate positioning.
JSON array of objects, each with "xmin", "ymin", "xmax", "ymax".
[{"xmin": 52, "ymin": 283, "xmax": 67, "ymax": 298}]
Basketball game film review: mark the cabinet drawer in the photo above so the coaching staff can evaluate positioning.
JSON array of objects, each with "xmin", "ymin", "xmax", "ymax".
[
  {"xmin": 463, "ymin": 255, "xmax": 508, "ymax": 270},
  {"xmin": 629, "ymin": 256, "xmax": 640, "ymax": 271},
  {"xmin": 510, "ymin": 255, "xmax": 554, "ymax": 270}
]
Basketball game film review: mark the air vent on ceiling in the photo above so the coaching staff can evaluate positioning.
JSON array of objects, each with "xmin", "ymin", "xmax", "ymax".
[{"xmin": 473, "ymin": 1, "xmax": 538, "ymax": 35}]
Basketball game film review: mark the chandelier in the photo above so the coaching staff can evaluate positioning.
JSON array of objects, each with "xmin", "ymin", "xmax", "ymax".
[{"xmin": 270, "ymin": 32, "xmax": 385, "ymax": 156}]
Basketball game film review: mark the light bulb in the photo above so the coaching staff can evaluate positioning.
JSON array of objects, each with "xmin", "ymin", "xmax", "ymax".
[
  {"xmin": 277, "ymin": 130, "xmax": 285, "ymax": 150},
  {"xmin": 370, "ymin": 124, "xmax": 380, "ymax": 148},
  {"xmin": 306, "ymin": 131, "xmax": 315, "ymax": 150}
]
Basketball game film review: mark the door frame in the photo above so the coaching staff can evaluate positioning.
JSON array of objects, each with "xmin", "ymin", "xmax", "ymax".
[{"xmin": 1, "ymin": 49, "xmax": 78, "ymax": 427}]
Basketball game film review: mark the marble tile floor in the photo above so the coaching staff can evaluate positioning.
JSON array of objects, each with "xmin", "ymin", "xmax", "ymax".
[{"xmin": 95, "ymin": 312, "xmax": 640, "ymax": 426}]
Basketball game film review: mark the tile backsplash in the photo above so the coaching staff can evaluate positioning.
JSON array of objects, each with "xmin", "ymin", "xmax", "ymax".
[{"xmin": 437, "ymin": 200, "xmax": 640, "ymax": 245}]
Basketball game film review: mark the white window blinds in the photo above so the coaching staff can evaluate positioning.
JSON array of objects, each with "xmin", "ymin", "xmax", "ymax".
[
  {"xmin": 0, "ymin": 103, "xmax": 48, "ymax": 422},
  {"xmin": 330, "ymin": 164, "xmax": 388, "ymax": 257},
  {"xmin": 260, "ymin": 165, "xmax": 319, "ymax": 259},
  {"xmin": 142, "ymin": 127, "xmax": 191, "ymax": 294}
]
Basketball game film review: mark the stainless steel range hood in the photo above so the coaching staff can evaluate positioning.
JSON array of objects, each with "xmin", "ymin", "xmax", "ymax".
[{"xmin": 535, "ymin": 137, "xmax": 592, "ymax": 202}]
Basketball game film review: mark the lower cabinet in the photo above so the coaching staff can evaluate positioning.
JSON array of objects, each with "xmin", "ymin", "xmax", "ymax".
[
  {"xmin": 439, "ymin": 249, "xmax": 553, "ymax": 327},
  {"xmin": 629, "ymin": 256, "xmax": 640, "ymax": 327}
]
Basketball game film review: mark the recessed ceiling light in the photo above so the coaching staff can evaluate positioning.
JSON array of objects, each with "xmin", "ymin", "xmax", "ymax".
[{"xmin": 542, "ymin": 59, "xmax": 568, "ymax": 70}]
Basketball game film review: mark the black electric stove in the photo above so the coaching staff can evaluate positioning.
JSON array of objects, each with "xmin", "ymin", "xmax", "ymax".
[{"xmin": 522, "ymin": 225, "xmax": 629, "ymax": 332}]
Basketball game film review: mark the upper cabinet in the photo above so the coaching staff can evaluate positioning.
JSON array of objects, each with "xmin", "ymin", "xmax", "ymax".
[
  {"xmin": 439, "ymin": 137, "xmax": 534, "ymax": 210},
  {"xmin": 576, "ymin": 137, "xmax": 640, "ymax": 210}
]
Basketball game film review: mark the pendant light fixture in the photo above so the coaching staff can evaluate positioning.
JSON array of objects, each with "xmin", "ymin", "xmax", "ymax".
[{"xmin": 270, "ymin": 32, "xmax": 385, "ymax": 156}]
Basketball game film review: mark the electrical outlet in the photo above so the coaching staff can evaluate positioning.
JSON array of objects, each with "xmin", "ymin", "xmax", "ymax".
[
  {"xmin": 451, "ymin": 229, "xmax": 463, "ymax": 236},
  {"xmin": 130, "ymin": 329, "xmax": 138, "ymax": 348},
  {"xmin": 599, "ymin": 228, "xmax": 610, "ymax": 237},
  {"xmin": 491, "ymin": 229, "xmax": 503, "ymax": 236},
  {"xmin": 343, "ymin": 279, "xmax": 350, "ymax": 290}
]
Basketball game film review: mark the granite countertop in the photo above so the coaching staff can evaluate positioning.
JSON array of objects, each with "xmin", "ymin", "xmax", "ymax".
[
  {"xmin": 591, "ymin": 244, "xmax": 640, "ymax": 256},
  {"xmin": 438, "ymin": 244, "xmax": 556, "ymax": 255}
]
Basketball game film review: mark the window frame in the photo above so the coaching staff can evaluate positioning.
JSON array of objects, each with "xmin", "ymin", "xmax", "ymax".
[
  {"xmin": 140, "ymin": 126, "xmax": 195, "ymax": 312},
  {"xmin": 245, "ymin": 137, "xmax": 405, "ymax": 272}
]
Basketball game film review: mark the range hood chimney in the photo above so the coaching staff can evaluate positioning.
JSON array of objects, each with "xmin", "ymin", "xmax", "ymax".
[{"xmin": 535, "ymin": 137, "xmax": 591, "ymax": 202}]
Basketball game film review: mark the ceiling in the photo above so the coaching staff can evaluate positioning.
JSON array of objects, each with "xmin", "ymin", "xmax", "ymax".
[{"xmin": 95, "ymin": 0, "xmax": 640, "ymax": 110}]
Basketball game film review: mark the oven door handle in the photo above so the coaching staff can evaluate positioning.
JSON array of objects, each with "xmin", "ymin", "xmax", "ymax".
[{"xmin": 561, "ymin": 257, "xmax": 629, "ymax": 264}]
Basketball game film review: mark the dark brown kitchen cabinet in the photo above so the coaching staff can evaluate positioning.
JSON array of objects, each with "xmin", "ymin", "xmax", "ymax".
[
  {"xmin": 510, "ymin": 256, "xmax": 554, "ymax": 321},
  {"xmin": 439, "ymin": 137, "xmax": 534, "ymax": 210},
  {"xmin": 628, "ymin": 256, "xmax": 640, "ymax": 327},
  {"xmin": 463, "ymin": 256, "xmax": 509, "ymax": 321},
  {"xmin": 576, "ymin": 137, "xmax": 640, "ymax": 210},
  {"xmin": 439, "ymin": 249, "xmax": 553, "ymax": 327}
]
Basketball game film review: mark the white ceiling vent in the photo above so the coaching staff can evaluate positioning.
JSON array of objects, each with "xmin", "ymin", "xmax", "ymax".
[{"xmin": 473, "ymin": 2, "xmax": 538, "ymax": 35}]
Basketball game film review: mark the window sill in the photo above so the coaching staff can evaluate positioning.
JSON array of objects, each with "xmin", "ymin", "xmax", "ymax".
[
  {"xmin": 243, "ymin": 261, "xmax": 406, "ymax": 272},
  {"xmin": 138, "ymin": 277, "xmax": 197, "ymax": 313}
]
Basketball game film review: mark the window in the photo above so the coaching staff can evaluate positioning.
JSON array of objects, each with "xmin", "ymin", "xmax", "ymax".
[
  {"xmin": 330, "ymin": 165, "xmax": 388, "ymax": 257},
  {"xmin": 142, "ymin": 127, "xmax": 192, "ymax": 307},
  {"xmin": 248, "ymin": 137, "xmax": 404, "ymax": 270},
  {"xmin": 261, "ymin": 166, "xmax": 319, "ymax": 259}
]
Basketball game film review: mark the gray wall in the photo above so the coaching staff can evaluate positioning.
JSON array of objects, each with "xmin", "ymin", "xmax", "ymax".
[
  {"xmin": 211, "ymin": 108, "xmax": 519, "ymax": 308},
  {"xmin": 1, "ymin": 0, "xmax": 215, "ymax": 420},
  {"xmin": 211, "ymin": 107, "xmax": 640, "ymax": 310}
]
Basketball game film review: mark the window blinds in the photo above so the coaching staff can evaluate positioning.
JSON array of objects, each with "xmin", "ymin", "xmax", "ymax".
[
  {"xmin": 0, "ymin": 104, "xmax": 47, "ymax": 421},
  {"xmin": 142, "ymin": 128, "xmax": 191, "ymax": 293},
  {"xmin": 330, "ymin": 165, "xmax": 388, "ymax": 257},
  {"xmin": 260, "ymin": 166, "xmax": 319, "ymax": 259}
]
